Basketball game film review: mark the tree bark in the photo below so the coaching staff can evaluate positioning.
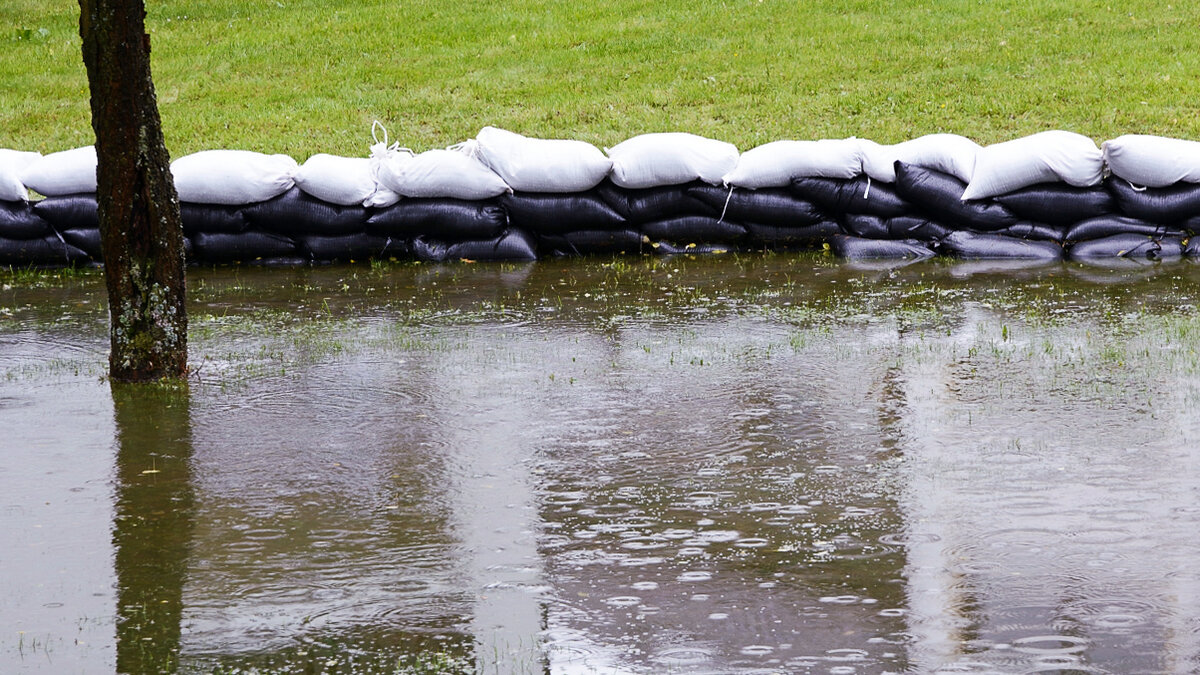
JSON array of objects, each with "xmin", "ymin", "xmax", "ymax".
[{"xmin": 79, "ymin": 0, "xmax": 188, "ymax": 382}]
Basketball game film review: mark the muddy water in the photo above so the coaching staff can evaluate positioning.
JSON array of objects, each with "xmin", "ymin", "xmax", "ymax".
[{"xmin": 3, "ymin": 255, "xmax": 1200, "ymax": 674}]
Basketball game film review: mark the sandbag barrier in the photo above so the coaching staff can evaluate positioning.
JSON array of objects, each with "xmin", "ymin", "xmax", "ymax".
[{"xmin": 4, "ymin": 130, "xmax": 1200, "ymax": 266}]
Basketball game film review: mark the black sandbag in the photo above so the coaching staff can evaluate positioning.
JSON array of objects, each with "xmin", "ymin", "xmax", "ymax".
[
  {"xmin": 745, "ymin": 220, "xmax": 840, "ymax": 248},
  {"xmin": 1064, "ymin": 215, "xmax": 1181, "ymax": 243},
  {"xmin": 687, "ymin": 185, "xmax": 827, "ymax": 228},
  {"xmin": 641, "ymin": 216, "xmax": 748, "ymax": 245},
  {"xmin": 0, "ymin": 234, "xmax": 87, "ymax": 266},
  {"xmin": 1108, "ymin": 179, "xmax": 1200, "ymax": 224},
  {"xmin": 992, "ymin": 222, "xmax": 1068, "ymax": 242},
  {"xmin": 181, "ymin": 202, "xmax": 250, "ymax": 235},
  {"xmin": 1068, "ymin": 233, "xmax": 1171, "ymax": 260},
  {"xmin": 651, "ymin": 241, "xmax": 738, "ymax": 255},
  {"xmin": 827, "ymin": 235, "xmax": 934, "ymax": 260},
  {"xmin": 936, "ymin": 231, "xmax": 1063, "ymax": 260},
  {"xmin": 411, "ymin": 228, "xmax": 538, "ymax": 263},
  {"xmin": 993, "ymin": 183, "xmax": 1116, "ymax": 226},
  {"xmin": 366, "ymin": 198, "xmax": 507, "ymax": 241},
  {"xmin": 539, "ymin": 229, "xmax": 643, "ymax": 257},
  {"xmin": 791, "ymin": 176, "xmax": 910, "ymax": 218},
  {"xmin": 1186, "ymin": 237, "xmax": 1200, "ymax": 257},
  {"xmin": 297, "ymin": 233, "xmax": 400, "ymax": 262},
  {"xmin": 60, "ymin": 228, "xmax": 102, "ymax": 259},
  {"xmin": 840, "ymin": 213, "xmax": 951, "ymax": 241},
  {"xmin": 190, "ymin": 230, "xmax": 299, "ymax": 264},
  {"xmin": 0, "ymin": 200, "xmax": 53, "ymax": 239},
  {"xmin": 242, "ymin": 187, "xmax": 369, "ymax": 236},
  {"xmin": 31, "ymin": 193, "xmax": 99, "ymax": 231},
  {"xmin": 895, "ymin": 163, "xmax": 1018, "ymax": 231},
  {"xmin": 502, "ymin": 190, "xmax": 628, "ymax": 234},
  {"xmin": 618, "ymin": 182, "xmax": 718, "ymax": 224}
]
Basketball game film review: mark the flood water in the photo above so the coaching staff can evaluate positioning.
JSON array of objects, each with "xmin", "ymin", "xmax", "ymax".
[{"xmin": 3, "ymin": 254, "xmax": 1200, "ymax": 674}]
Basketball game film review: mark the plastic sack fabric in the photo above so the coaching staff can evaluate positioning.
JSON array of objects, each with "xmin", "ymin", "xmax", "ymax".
[
  {"xmin": 297, "ymin": 233, "xmax": 398, "ymax": 262},
  {"xmin": 366, "ymin": 198, "xmax": 507, "ymax": 241},
  {"xmin": 242, "ymin": 188, "xmax": 369, "ymax": 236},
  {"xmin": 0, "ymin": 200, "xmax": 53, "ymax": 239},
  {"xmin": 0, "ymin": 235, "xmax": 86, "ymax": 266},
  {"xmin": 839, "ymin": 214, "xmax": 951, "ymax": 241},
  {"xmin": 992, "ymin": 183, "xmax": 1116, "ymax": 226},
  {"xmin": 293, "ymin": 154, "xmax": 380, "ymax": 206},
  {"xmin": 860, "ymin": 134, "xmax": 980, "ymax": 183},
  {"xmin": 60, "ymin": 228, "xmax": 102, "ymax": 260},
  {"xmin": 607, "ymin": 132, "xmax": 738, "ymax": 189},
  {"xmin": 32, "ymin": 193, "xmax": 98, "ymax": 231},
  {"xmin": 1102, "ymin": 135, "xmax": 1200, "ymax": 188},
  {"xmin": 962, "ymin": 130, "xmax": 1103, "ymax": 200},
  {"xmin": 1187, "ymin": 237, "xmax": 1200, "ymax": 257},
  {"xmin": 992, "ymin": 222, "xmax": 1068, "ymax": 242},
  {"xmin": 20, "ymin": 146, "xmax": 97, "ymax": 197},
  {"xmin": 1064, "ymin": 215, "xmax": 1181, "ymax": 243},
  {"xmin": 827, "ymin": 234, "xmax": 934, "ymax": 260},
  {"xmin": 182, "ymin": 203, "xmax": 250, "ymax": 235},
  {"xmin": 411, "ymin": 228, "xmax": 538, "ymax": 262},
  {"xmin": 538, "ymin": 229, "xmax": 643, "ymax": 256},
  {"xmin": 190, "ymin": 230, "xmax": 299, "ymax": 264},
  {"xmin": 651, "ymin": 241, "xmax": 738, "ymax": 255},
  {"xmin": 172, "ymin": 150, "xmax": 297, "ymax": 205},
  {"xmin": 687, "ymin": 185, "xmax": 827, "ymax": 228},
  {"xmin": 501, "ymin": 189, "xmax": 628, "ymax": 234},
  {"xmin": 470, "ymin": 126, "xmax": 612, "ymax": 193},
  {"xmin": 1069, "ymin": 233, "xmax": 1184, "ymax": 260},
  {"xmin": 895, "ymin": 163, "xmax": 1018, "ymax": 231},
  {"xmin": 721, "ymin": 138, "xmax": 863, "ymax": 188},
  {"xmin": 640, "ymin": 216, "xmax": 748, "ymax": 245},
  {"xmin": 374, "ymin": 148, "xmax": 510, "ymax": 200},
  {"xmin": 745, "ymin": 220, "xmax": 839, "ymax": 248},
  {"xmin": 791, "ymin": 176, "xmax": 911, "ymax": 218},
  {"xmin": 1108, "ymin": 179, "xmax": 1200, "ymax": 224},
  {"xmin": 618, "ymin": 182, "xmax": 718, "ymax": 224},
  {"xmin": 935, "ymin": 231, "xmax": 1063, "ymax": 260},
  {"xmin": 0, "ymin": 149, "xmax": 40, "ymax": 201}
]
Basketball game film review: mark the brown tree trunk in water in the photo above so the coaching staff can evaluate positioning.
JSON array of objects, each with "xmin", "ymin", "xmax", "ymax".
[{"xmin": 79, "ymin": 0, "xmax": 187, "ymax": 382}]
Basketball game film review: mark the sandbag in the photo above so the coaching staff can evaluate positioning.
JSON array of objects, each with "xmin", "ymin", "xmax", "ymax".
[
  {"xmin": 60, "ymin": 228, "xmax": 102, "ymax": 259},
  {"xmin": 827, "ymin": 235, "xmax": 934, "ymax": 260},
  {"xmin": 0, "ymin": 235, "xmax": 85, "ymax": 266},
  {"xmin": 1064, "ymin": 215, "xmax": 1180, "ymax": 242},
  {"xmin": 840, "ymin": 213, "xmax": 951, "ymax": 241},
  {"xmin": 992, "ymin": 222, "xmax": 1068, "ymax": 242},
  {"xmin": 181, "ymin": 203, "xmax": 250, "ymax": 235},
  {"xmin": 607, "ymin": 133, "xmax": 738, "ymax": 189},
  {"xmin": 895, "ymin": 163, "xmax": 1018, "ymax": 231},
  {"xmin": 502, "ymin": 189, "xmax": 628, "ymax": 234},
  {"xmin": 20, "ymin": 146, "xmax": 97, "ymax": 197},
  {"xmin": 962, "ymin": 131, "xmax": 1103, "ymax": 200},
  {"xmin": 860, "ymin": 134, "xmax": 980, "ymax": 183},
  {"xmin": 1102, "ymin": 135, "xmax": 1200, "ymax": 187},
  {"xmin": 32, "ymin": 193, "xmax": 98, "ymax": 231},
  {"xmin": 0, "ymin": 149, "xmax": 40, "ymax": 201},
  {"xmin": 936, "ymin": 230, "xmax": 1063, "ymax": 260},
  {"xmin": 721, "ymin": 138, "xmax": 862, "ymax": 188},
  {"xmin": 470, "ymin": 127, "xmax": 612, "ymax": 193},
  {"xmin": 791, "ymin": 176, "xmax": 911, "ymax": 218},
  {"xmin": 1069, "ymin": 233, "xmax": 1183, "ymax": 260},
  {"xmin": 172, "ymin": 150, "xmax": 297, "ymax": 205},
  {"xmin": 538, "ymin": 229, "xmax": 643, "ymax": 256},
  {"xmin": 0, "ymin": 200, "xmax": 53, "ymax": 239},
  {"xmin": 297, "ymin": 233, "xmax": 399, "ymax": 262},
  {"xmin": 292, "ymin": 154, "xmax": 380, "ymax": 206},
  {"xmin": 687, "ymin": 185, "xmax": 827, "ymax": 228},
  {"xmin": 992, "ymin": 183, "xmax": 1116, "ymax": 225},
  {"xmin": 745, "ymin": 220, "xmax": 839, "ymax": 248},
  {"xmin": 1108, "ymin": 178, "xmax": 1200, "ymax": 224},
  {"xmin": 1186, "ymin": 237, "xmax": 1200, "ymax": 257},
  {"xmin": 411, "ymin": 228, "xmax": 538, "ymax": 262},
  {"xmin": 651, "ymin": 241, "xmax": 738, "ymax": 255},
  {"xmin": 190, "ymin": 230, "xmax": 299, "ymax": 264},
  {"xmin": 366, "ymin": 198, "xmax": 507, "ymax": 240},
  {"xmin": 374, "ymin": 148, "xmax": 510, "ymax": 200},
  {"xmin": 242, "ymin": 187, "xmax": 369, "ymax": 236},
  {"xmin": 618, "ymin": 182, "xmax": 718, "ymax": 224},
  {"xmin": 641, "ymin": 216, "xmax": 748, "ymax": 245}
]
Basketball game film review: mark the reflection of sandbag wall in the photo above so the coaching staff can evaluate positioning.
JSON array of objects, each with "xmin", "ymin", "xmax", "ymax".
[{"xmin": 4, "ymin": 130, "xmax": 1200, "ymax": 265}]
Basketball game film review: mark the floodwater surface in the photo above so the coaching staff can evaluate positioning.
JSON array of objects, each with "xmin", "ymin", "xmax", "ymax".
[{"xmin": 3, "ymin": 254, "xmax": 1200, "ymax": 674}]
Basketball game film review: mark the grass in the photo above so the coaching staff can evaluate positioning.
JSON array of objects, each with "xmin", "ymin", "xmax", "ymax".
[{"xmin": 3, "ymin": 0, "xmax": 1200, "ymax": 159}]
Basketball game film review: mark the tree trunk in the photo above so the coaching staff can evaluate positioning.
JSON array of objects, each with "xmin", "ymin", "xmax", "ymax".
[{"xmin": 79, "ymin": 0, "xmax": 188, "ymax": 382}]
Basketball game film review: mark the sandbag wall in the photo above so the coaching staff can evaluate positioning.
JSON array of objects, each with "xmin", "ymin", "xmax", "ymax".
[{"xmin": 3, "ymin": 130, "xmax": 1200, "ymax": 266}]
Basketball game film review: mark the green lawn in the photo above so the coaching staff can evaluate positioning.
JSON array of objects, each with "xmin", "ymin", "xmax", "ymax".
[{"xmin": 4, "ymin": 0, "xmax": 1199, "ymax": 159}]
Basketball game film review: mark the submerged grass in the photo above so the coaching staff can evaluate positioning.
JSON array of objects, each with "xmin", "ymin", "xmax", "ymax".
[{"xmin": 3, "ymin": 0, "xmax": 1200, "ymax": 157}]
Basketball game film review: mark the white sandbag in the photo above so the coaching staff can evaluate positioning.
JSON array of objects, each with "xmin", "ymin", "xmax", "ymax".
[
  {"xmin": 861, "ymin": 134, "xmax": 980, "ymax": 183},
  {"xmin": 20, "ymin": 146, "xmax": 96, "ymax": 196},
  {"xmin": 293, "ymin": 154, "xmax": 379, "ymax": 206},
  {"xmin": 172, "ymin": 150, "xmax": 297, "ymax": 205},
  {"xmin": 1102, "ymin": 134, "xmax": 1200, "ymax": 187},
  {"xmin": 374, "ymin": 147, "xmax": 510, "ymax": 200},
  {"xmin": 0, "ymin": 149, "xmax": 41, "ymax": 201},
  {"xmin": 962, "ymin": 130, "xmax": 1102, "ymax": 200},
  {"xmin": 607, "ymin": 132, "xmax": 739, "ymax": 189},
  {"xmin": 471, "ymin": 126, "xmax": 612, "ymax": 192},
  {"xmin": 722, "ymin": 138, "xmax": 862, "ymax": 188}
]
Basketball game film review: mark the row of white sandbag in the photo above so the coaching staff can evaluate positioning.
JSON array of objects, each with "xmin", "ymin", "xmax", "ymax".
[{"xmin": 3, "ymin": 127, "xmax": 1200, "ymax": 206}]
